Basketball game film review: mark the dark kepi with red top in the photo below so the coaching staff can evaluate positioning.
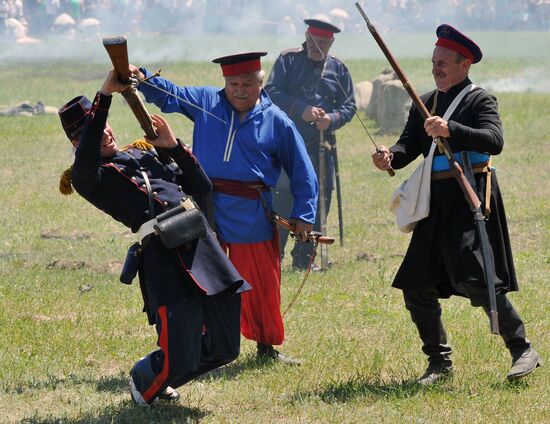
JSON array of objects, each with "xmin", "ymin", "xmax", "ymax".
[
  {"xmin": 58, "ymin": 95, "xmax": 92, "ymax": 139},
  {"xmin": 304, "ymin": 18, "xmax": 340, "ymax": 38},
  {"xmin": 212, "ymin": 51, "xmax": 267, "ymax": 76},
  {"xmin": 435, "ymin": 23, "xmax": 483, "ymax": 63}
]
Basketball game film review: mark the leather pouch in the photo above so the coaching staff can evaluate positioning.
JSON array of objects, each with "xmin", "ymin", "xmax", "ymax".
[{"xmin": 154, "ymin": 205, "xmax": 206, "ymax": 249}]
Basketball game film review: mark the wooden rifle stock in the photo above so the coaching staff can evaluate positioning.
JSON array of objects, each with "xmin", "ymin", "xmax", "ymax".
[
  {"xmin": 355, "ymin": 3, "xmax": 481, "ymax": 211},
  {"xmin": 273, "ymin": 215, "xmax": 334, "ymax": 245},
  {"xmin": 102, "ymin": 36, "xmax": 158, "ymax": 140}
]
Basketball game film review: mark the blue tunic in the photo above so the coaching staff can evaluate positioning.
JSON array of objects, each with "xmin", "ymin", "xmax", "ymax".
[
  {"xmin": 265, "ymin": 46, "xmax": 356, "ymax": 146},
  {"xmin": 265, "ymin": 46, "xmax": 356, "ymax": 194},
  {"xmin": 138, "ymin": 69, "xmax": 318, "ymax": 243}
]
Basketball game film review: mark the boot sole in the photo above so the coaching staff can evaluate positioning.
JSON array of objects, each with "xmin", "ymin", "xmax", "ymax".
[{"xmin": 507, "ymin": 361, "xmax": 542, "ymax": 381}]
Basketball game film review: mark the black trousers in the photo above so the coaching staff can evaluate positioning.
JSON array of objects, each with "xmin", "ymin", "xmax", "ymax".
[
  {"xmin": 403, "ymin": 281, "xmax": 530, "ymax": 364},
  {"xmin": 131, "ymin": 292, "xmax": 241, "ymax": 403}
]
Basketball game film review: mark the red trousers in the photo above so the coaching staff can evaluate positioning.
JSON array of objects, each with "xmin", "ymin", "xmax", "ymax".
[{"xmin": 222, "ymin": 237, "xmax": 284, "ymax": 345}]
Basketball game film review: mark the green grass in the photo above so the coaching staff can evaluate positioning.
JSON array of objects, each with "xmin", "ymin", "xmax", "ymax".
[{"xmin": 0, "ymin": 33, "xmax": 548, "ymax": 423}]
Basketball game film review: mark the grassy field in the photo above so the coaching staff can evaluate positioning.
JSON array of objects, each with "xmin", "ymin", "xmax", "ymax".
[{"xmin": 0, "ymin": 34, "xmax": 548, "ymax": 423}]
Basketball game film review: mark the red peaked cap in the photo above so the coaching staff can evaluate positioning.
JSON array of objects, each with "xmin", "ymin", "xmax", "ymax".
[
  {"xmin": 435, "ymin": 24, "xmax": 482, "ymax": 63},
  {"xmin": 212, "ymin": 52, "xmax": 267, "ymax": 77},
  {"xmin": 304, "ymin": 18, "xmax": 341, "ymax": 38}
]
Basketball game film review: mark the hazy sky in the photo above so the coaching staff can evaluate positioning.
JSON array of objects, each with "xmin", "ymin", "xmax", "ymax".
[{"xmin": 1, "ymin": 1, "xmax": 549, "ymax": 93}]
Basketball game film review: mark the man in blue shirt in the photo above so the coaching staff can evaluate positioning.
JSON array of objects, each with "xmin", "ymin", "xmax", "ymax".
[{"xmin": 131, "ymin": 52, "xmax": 318, "ymax": 364}]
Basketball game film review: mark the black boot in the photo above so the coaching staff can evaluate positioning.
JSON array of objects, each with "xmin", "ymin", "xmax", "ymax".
[
  {"xmin": 414, "ymin": 318, "xmax": 453, "ymax": 385},
  {"xmin": 157, "ymin": 386, "xmax": 180, "ymax": 401},
  {"xmin": 483, "ymin": 295, "xmax": 542, "ymax": 380},
  {"xmin": 257, "ymin": 342, "xmax": 301, "ymax": 366}
]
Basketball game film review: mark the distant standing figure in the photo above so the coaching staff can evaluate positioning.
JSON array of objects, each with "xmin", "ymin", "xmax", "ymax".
[{"xmin": 265, "ymin": 18, "xmax": 356, "ymax": 270}]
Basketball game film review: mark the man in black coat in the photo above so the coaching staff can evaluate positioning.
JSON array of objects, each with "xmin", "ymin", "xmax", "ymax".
[
  {"xmin": 58, "ymin": 69, "xmax": 250, "ymax": 406},
  {"xmin": 372, "ymin": 24, "xmax": 541, "ymax": 384},
  {"xmin": 265, "ymin": 18, "xmax": 356, "ymax": 269}
]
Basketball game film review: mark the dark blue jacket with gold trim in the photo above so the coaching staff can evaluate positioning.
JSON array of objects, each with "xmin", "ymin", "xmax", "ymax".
[{"xmin": 71, "ymin": 92, "xmax": 249, "ymax": 312}]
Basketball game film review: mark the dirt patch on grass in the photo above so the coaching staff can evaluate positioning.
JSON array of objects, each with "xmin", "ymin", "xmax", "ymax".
[
  {"xmin": 47, "ymin": 259, "xmax": 87, "ymax": 270},
  {"xmin": 103, "ymin": 260, "xmax": 124, "ymax": 275},
  {"xmin": 41, "ymin": 230, "xmax": 90, "ymax": 240},
  {"xmin": 31, "ymin": 312, "xmax": 77, "ymax": 322}
]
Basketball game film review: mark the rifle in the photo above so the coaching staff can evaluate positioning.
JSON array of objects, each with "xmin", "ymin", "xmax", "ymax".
[
  {"xmin": 328, "ymin": 133, "xmax": 345, "ymax": 247},
  {"xmin": 318, "ymin": 129, "xmax": 329, "ymax": 269},
  {"xmin": 461, "ymin": 153, "xmax": 499, "ymax": 334},
  {"xmin": 355, "ymin": 3, "xmax": 498, "ymax": 334},
  {"xmin": 355, "ymin": 3, "xmax": 479, "ymax": 211},
  {"xmin": 102, "ymin": 36, "xmax": 157, "ymax": 140},
  {"xmin": 273, "ymin": 214, "xmax": 334, "ymax": 245}
]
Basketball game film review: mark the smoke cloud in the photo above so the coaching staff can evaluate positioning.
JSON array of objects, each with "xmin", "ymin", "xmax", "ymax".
[{"xmin": 1, "ymin": 0, "xmax": 549, "ymax": 93}]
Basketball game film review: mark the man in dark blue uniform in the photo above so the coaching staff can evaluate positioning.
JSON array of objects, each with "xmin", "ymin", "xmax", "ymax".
[
  {"xmin": 58, "ymin": 69, "xmax": 250, "ymax": 406},
  {"xmin": 372, "ymin": 24, "xmax": 541, "ymax": 384},
  {"xmin": 265, "ymin": 18, "xmax": 356, "ymax": 270}
]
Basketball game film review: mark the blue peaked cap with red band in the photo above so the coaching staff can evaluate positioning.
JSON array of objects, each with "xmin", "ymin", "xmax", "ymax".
[
  {"xmin": 435, "ymin": 24, "xmax": 482, "ymax": 64},
  {"xmin": 58, "ymin": 95, "xmax": 92, "ymax": 140}
]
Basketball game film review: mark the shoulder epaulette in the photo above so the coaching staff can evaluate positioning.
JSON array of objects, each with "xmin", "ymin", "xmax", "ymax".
[
  {"xmin": 280, "ymin": 47, "xmax": 302, "ymax": 56},
  {"xmin": 328, "ymin": 54, "xmax": 345, "ymax": 65},
  {"xmin": 59, "ymin": 166, "xmax": 74, "ymax": 195},
  {"xmin": 122, "ymin": 138, "xmax": 154, "ymax": 151}
]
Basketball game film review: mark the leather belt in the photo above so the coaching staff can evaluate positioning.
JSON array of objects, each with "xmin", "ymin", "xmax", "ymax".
[
  {"xmin": 431, "ymin": 161, "xmax": 490, "ymax": 181},
  {"xmin": 211, "ymin": 178, "xmax": 269, "ymax": 200},
  {"xmin": 431, "ymin": 161, "xmax": 492, "ymax": 216}
]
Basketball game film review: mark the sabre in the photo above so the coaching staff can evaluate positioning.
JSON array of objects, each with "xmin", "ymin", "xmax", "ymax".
[
  {"xmin": 273, "ymin": 214, "xmax": 335, "ymax": 245},
  {"xmin": 461, "ymin": 152, "xmax": 499, "ymax": 334},
  {"xmin": 139, "ymin": 79, "xmax": 227, "ymax": 124},
  {"xmin": 329, "ymin": 133, "xmax": 345, "ymax": 247}
]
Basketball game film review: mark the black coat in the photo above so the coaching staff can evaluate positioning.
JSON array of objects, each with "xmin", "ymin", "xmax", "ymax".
[
  {"xmin": 71, "ymin": 92, "xmax": 249, "ymax": 312},
  {"xmin": 389, "ymin": 78, "xmax": 517, "ymax": 296}
]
